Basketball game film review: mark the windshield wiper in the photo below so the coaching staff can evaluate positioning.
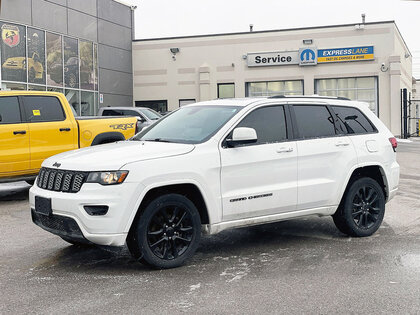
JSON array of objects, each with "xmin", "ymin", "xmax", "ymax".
[{"xmin": 143, "ymin": 138, "xmax": 173, "ymax": 143}]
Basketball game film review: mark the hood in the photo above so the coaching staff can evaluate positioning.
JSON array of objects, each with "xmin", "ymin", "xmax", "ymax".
[{"xmin": 42, "ymin": 141, "xmax": 195, "ymax": 171}]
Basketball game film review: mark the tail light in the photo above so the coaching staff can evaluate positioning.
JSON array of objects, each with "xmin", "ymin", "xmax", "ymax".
[{"xmin": 389, "ymin": 137, "xmax": 397, "ymax": 152}]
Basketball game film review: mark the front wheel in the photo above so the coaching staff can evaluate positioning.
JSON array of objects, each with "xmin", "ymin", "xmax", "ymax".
[
  {"xmin": 127, "ymin": 194, "xmax": 201, "ymax": 269},
  {"xmin": 333, "ymin": 177, "xmax": 385, "ymax": 237}
]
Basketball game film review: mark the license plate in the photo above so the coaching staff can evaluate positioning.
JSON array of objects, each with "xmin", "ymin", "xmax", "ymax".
[{"xmin": 35, "ymin": 196, "xmax": 52, "ymax": 216}]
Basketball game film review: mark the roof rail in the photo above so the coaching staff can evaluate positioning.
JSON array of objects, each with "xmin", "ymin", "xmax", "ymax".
[{"xmin": 268, "ymin": 95, "xmax": 350, "ymax": 101}]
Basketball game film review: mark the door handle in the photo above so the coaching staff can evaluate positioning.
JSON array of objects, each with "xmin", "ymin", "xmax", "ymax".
[
  {"xmin": 335, "ymin": 141, "xmax": 350, "ymax": 147},
  {"xmin": 13, "ymin": 130, "xmax": 26, "ymax": 135},
  {"xmin": 277, "ymin": 147, "xmax": 294, "ymax": 153},
  {"xmin": 59, "ymin": 128, "xmax": 71, "ymax": 132}
]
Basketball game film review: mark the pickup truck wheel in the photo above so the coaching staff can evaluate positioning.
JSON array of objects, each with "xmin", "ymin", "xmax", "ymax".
[
  {"xmin": 333, "ymin": 177, "xmax": 385, "ymax": 237},
  {"xmin": 127, "ymin": 194, "xmax": 201, "ymax": 269}
]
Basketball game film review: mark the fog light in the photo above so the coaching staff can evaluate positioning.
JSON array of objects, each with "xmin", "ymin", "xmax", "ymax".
[{"xmin": 84, "ymin": 205, "xmax": 109, "ymax": 216}]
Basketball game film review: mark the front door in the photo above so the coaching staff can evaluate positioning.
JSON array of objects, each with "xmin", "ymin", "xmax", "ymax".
[
  {"xmin": 220, "ymin": 105, "xmax": 297, "ymax": 221},
  {"xmin": 0, "ymin": 96, "xmax": 30, "ymax": 176},
  {"xmin": 22, "ymin": 95, "xmax": 77, "ymax": 170}
]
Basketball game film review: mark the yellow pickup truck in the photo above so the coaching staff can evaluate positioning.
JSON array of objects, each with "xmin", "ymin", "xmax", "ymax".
[{"xmin": 0, "ymin": 91, "xmax": 137, "ymax": 183}]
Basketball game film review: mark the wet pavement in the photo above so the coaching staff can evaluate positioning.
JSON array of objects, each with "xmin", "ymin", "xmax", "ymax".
[{"xmin": 1, "ymin": 141, "xmax": 420, "ymax": 314}]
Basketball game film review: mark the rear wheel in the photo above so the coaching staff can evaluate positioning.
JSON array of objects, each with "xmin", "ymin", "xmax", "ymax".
[
  {"xmin": 127, "ymin": 194, "xmax": 201, "ymax": 269},
  {"xmin": 333, "ymin": 177, "xmax": 385, "ymax": 237}
]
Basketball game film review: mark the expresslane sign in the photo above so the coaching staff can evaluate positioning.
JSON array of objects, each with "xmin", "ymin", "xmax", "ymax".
[
  {"xmin": 247, "ymin": 51, "xmax": 299, "ymax": 67},
  {"xmin": 317, "ymin": 46, "xmax": 374, "ymax": 63}
]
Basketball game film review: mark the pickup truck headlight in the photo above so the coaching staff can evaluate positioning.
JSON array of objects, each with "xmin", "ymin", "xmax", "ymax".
[{"xmin": 86, "ymin": 171, "xmax": 128, "ymax": 185}]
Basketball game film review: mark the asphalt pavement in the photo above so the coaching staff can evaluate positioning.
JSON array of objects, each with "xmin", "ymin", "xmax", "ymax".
[{"xmin": 1, "ymin": 141, "xmax": 420, "ymax": 314}]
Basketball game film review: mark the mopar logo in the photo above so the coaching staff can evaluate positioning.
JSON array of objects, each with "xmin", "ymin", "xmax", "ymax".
[
  {"xmin": 52, "ymin": 162, "xmax": 61, "ymax": 168},
  {"xmin": 299, "ymin": 47, "xmax": 317, "ymax": 66}
]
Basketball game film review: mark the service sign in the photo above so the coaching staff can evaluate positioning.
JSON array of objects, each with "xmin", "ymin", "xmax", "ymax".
[
  {"xmin": 317, "ymin": 46, "xmax": 374, "ymax": 63},
  {"xmin": 247, "ymin": 51, "xmax": 299, "ymax": 67}
]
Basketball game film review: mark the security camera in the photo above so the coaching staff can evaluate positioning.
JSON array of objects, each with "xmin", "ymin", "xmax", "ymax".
[{"xmin": 380, "ymin": 63, "xmax": 388, "ymax": 72}]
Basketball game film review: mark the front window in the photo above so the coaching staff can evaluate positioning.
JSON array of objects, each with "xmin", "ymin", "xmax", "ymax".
[
  {"xmin": 139, "ymin": 108, "xmax": 161, "ymax": 120},
  {"xmin": 132, "ymin": 105, "xmax": 241, "ymax": 144}
]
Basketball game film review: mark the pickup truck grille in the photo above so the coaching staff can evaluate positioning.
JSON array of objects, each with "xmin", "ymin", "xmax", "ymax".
[{"xmin": 37, "ymin": 167, "xmax": 88, "ymax": 193}]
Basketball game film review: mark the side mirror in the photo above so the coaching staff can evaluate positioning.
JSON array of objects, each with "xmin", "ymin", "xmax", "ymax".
[
  {"xmin": 226, "ymin": 127, "xmax": 257, "ymax": 147},
  {"xmin": 137, "ymin": 116, "xmax": 146, "ymax": 123}
]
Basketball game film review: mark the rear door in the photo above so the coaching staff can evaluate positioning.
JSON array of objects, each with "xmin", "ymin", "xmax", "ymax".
[
  {"xmin": 291, "ymin": 104, "xmax": 357, "ymax": 210},
  {"xmin": 220, "ymin": 104, "xmax": 298, "ymax": 221},
  {"xmin": 0, "ymin": 96, "xmax": 30, "ymax": 175},
  {"xmin": 22, "ymin": 95, "xmax": 77, "ymax": 170}
]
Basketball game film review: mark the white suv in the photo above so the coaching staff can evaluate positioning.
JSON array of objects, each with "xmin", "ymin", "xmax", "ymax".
[{"xmin": 30, "ymin": 96, "xmax": 400, "ymax": 268}]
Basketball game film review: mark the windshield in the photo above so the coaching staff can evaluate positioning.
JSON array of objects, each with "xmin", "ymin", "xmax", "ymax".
[
  {"xmin": 132, "ymin": 105, "xmax": 241, "ymax": 144},
  {"xmin": 140, "ymin": 108, "xmax": 162, "ymax": 120}
]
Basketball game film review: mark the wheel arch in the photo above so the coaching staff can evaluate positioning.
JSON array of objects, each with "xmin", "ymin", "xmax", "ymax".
[
  {"xmin": 340, "ymin": 164, "xmax": 389, "ymax": 206},
  {"xmin": 127, "ymin": 182, "xmax": 211, "ymax": 237},
  {"xmin": 90, "ymin": 132, "xmax": 125, "ymax": 146}
]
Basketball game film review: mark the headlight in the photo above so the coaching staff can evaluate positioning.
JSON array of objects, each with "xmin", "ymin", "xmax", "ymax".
[{"xmin": 86, "ymin": 171, "xmax": 128, "ymax": 185}]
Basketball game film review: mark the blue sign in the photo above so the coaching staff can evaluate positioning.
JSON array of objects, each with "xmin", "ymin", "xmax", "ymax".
[
  {"xmin": 317, "ymin": 46, "xmax": 374, "ymax": 63},
  {"xmin": 299, "ymin": 47, "xmax": 317, "ymax": 66}
]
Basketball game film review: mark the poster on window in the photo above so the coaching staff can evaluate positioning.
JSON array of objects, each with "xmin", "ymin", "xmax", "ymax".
[
  {"xmin": 1, "ymin": 22, "xmax": 27, "ymax": 82},
  {"xmin": 46, "ymin": 32, "xmax": 63, "ymax": 86},
  {"xmin": 27, "ymin": 28, "xmax": 46, "ymax": 84},
  {"xmin": 64, "ymin": 36, "xmax": 79, "ymax": 89},
  {"xmin": 80, "ymin": 40, "xmax": 94, "ymax": 90}
]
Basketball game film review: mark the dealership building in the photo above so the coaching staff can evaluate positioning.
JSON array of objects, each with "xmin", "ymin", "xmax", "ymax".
[
  {"xmin": 0, "ymin": 0, "xmax": 134, "ymax": 114},
  {"xmin": 133, "ymin": 21, "xmax": 415, "ymax": 136}
]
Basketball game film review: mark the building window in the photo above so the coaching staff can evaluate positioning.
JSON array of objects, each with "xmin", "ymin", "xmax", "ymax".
[
  {"xmin": 218, "ymin": 83, "xmax": 235, "ymax": 98},
  {"xmin": 135, "ymin": 100, "xmax": 168, "ymax": 114},
  {"xmin": 246, "ymin": 80, "xmax": 303, "ymax": 97},
  {"xmin": 315, "ymin": 77, "xmax": 378, "ymax": 115},
  {"xmin": 0, "ymin": 22, "xmax": 27, "ymax": 83},
  {"xmin": 46, "ymin": 32, "xmax": 63, "ymax": 87},
  {"xmin": 179, "ymin": 99, "xmax": 196, "ymax": 107},
  {"xmin": 63, "ymin": 37, "xmax": 79, "ymax": 89},
  {"xmin": 27, "ymin": 28, "xmax": 46, "ymax": 85}
]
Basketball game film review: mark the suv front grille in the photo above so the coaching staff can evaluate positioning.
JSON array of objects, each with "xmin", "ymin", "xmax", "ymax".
[{"xmin": 37, "ymin": 167, "xmax": 88, "ymax": 193}]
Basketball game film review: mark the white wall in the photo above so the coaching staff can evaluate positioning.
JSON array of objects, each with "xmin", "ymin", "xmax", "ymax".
[{"xmin": 133, "ymin": 21, "xmax": 412, "ymax": 135}]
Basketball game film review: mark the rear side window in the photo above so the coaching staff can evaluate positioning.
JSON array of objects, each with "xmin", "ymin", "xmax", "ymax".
[
  {"xmin": 22, "ymin": 96, "xmax": 65, "ymax": 122},
  {"xmin": 332, "ymin": 106, "xmax": 376, "ymax": 134},
  {"xmin": 0, "ymin": 97, "xmax": 21, "ymax": 124},
  {"xmin": 102, "ymin": 109, "xmax": 123, "ymax": 116},
  {"xmin": 234, "ymin": 105, "xmax": 287, "ymax": 145},
  {"xmin": 293, "ymin": 105, "xmax": 336, "ymax": 139},
  {"xmin": 122, "ymin": 110, "xmax": 143, "ymax": 117}
]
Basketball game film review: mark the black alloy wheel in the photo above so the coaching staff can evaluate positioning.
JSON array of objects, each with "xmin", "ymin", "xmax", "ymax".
[
  {"xmin": 147, "ymin": 205, "xmax": 194, "ymax": 260},
  {"xmin": 351, "ymin": 186, "xmax": 381, "ymax": 230},
  {"xmin": 333, "ymin": 177, "xmax": 385, "ymax": 237},
  {"xmin": 127, "ymin": 194, "xmax": 201, "ymax": 269}
]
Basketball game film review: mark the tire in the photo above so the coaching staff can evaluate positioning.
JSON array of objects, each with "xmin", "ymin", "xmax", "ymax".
[
  {"xmin": 127, "ymin": 193, "xmax": 201, "ymax": 269},
  {"xmin": 333, "ymin": 177, "xmax": 385, "ymax": 237}
]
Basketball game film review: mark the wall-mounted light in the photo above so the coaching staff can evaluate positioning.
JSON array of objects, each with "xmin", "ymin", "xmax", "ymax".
[
  {"xmin": 303, "ymin": 39, "xmax": 313, "ymax": 45},
  {"xmin": 170, "ymin": 48, "xmax": 180, "ymax": 61}
]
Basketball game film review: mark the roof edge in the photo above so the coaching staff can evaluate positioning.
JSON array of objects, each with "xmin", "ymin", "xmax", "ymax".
[{"xmin": 133, "ymin": 20, "xmax": 396, "ymax": 42}]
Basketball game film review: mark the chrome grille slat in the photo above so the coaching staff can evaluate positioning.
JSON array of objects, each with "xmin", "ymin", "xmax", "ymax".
[{"xmin": 36, "ymin": 167, "xmax": 87, "ymax": 193}]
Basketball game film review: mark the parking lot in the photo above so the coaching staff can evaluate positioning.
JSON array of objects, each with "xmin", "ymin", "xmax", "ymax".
[{"xmin": 1, "ymin": 141, "xmax": 420, "ymax": 314}]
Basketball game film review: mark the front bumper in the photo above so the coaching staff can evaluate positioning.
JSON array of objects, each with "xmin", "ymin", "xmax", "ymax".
[
  {"xmin": 31, "ymin": 208, "xmax": 91, "ymax": 244},
  {"xmin": 29, "ymin": 181, "xmax": 145, "ymax": 246}
]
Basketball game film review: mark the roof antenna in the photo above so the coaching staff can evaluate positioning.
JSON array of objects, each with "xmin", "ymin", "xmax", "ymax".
[
  {"xmin": 249, "ymin": 24, "xmax": 253, "ymax": 32},
  {"xmin": 361, "ymin": 13, "xmax": 366, "ymax": 24}
]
